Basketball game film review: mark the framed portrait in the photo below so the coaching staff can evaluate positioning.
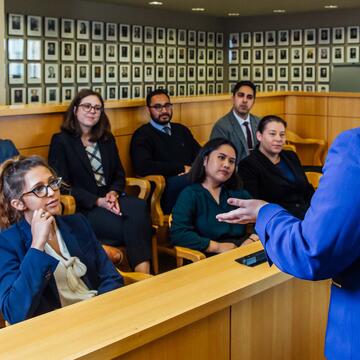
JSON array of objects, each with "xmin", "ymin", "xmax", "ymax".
[
  {"xmin": 290, "ymin": 84, "xmax": 302, "ymax": 91},
  {"xmin": 92, "ymin": 64, "xmax": 104, "ymax": 83},
  {"xmin": 291, "ymin": 47, "xmax": 302, "ymax": 64},
  {"xmin": 27, "ymin": 16, "xmax": 42, "ymax": 37},
  {"xmin": 167, "ymin": 28, "xmax": 176, "ymax": 45},
  {"xmin": 44, "ymin": 63, "xmax": 59, "ymax": 84},
  {"xmin": 216, "ymin": 66, "xmax": 224, "ymax": 81},
  {"xmin": 188, "ymin": 30, "xmax": 196, "ymax": 46},
  {"xmin": 240, "ymin": 49, "xmax": 251, "ymax": 64},
  {"xmin": 178, "ymin": 29, "xmax": 187, "ymax": 45},
  {"xmin": 132, "ymin": 65, "xmax": 143, "ymax": 83},
  {"xmin": 253, "ymin": 48, "xmax": 263, "ymax": 64},
  {"xmin": 61, "ymin": 64, "xmax": 74, "ymax": 83},
  {"xmin": 27, "ymin": 39, "xmax": 41, "ymax": 60},
  {"xmin": 229, "ymin": 66, "xmax": 239, "ymax": 81},
  {"xmin": 304, "ymin": 29, "xmax": 316, "ymax": 45},
  {"xmin": 44, "ymin": 17, "xmax": 58, "ymax": 37},
  {"xmin": 76, "ymin": 42, "xmax": 89, "ymax": 62},
  {"xmin": 291, "ymin": 29, "xmax": 302, "ymax": 45},
  {"xmin": 119, "ymin": 65, "xmax": 130, "ymax": 82},
  {"xmin": 167, "ymin": 47, "xmax": 176, "ymax": 63},
  {"xmin": 132, "ymin": 85, "xmax": 143, "ymax": 99},
  {"xmin": 207, "ymin": 32, "xmax": 215, "ymax": 47},
  {"xmin": 265, "ymin": 31, "xmax": 276, "ymax": 46},
  {"xmin": 207, "ymin": 65, "xmax": 215, "ymax": 81},
  {"xmin": 304, "ymin": 84, "xmax": 315, "ymax": 92},
  {"xmin": 156, "ymin": 65, "xmax": 166, "ymax": 82},
  {"xmin": 198, "ymin": 31, "xmax": 206, "ymax": 46},
  {"xmin": 45, "ymin": 40, "xmax": 58, "ymax": 61},
  {"xmin": 178, "ymin": 66, "xmax": 186, "ymax": 81},
  {"xmin": 318, "ymin": 84, "xmax": 329, "ymax": 92},
  {"xmin": 304, "ymin": 66, "xmax": 315, "ymax": 82},
  {"xmin": 178, "ymin": 84, "xmax": 186, "ymax": 96},
  {"xmin": 265, "ymin": 66, "xmax": 276, "ymax": 82},
  {"xmin": 144, "ymin": 26, "xmax": 154, "ymax": 43},
  {"xmin": 8, "ymin": 14, "xmax": 24, "ymax": 36},
  {"xmin": 278, "ymin": 30, "xmax": 289, "ymax": 46},
  {"xmin": 229, "ymin": 49, "xmax": 239, "ymax": 64},
  {"xmin": 77, "ymin": 86, "xmax": 89, "ymax": 93},
  {"xmin": 11, "ymin": 87, "xmax": 26, "ymax": 105},
  {"xmin": 62, "ymin": 86, "xmax": 75, "ymax": 103},
  {"xmin": 195, "ymin": 83, "xmax": 204, "ymax": 95},
  {"xmin": 229, "ymin": 33, "xmax": 240, "ymax": 48},
  {"xmin": 207, "ymin": 83, "xmax": 215, "ymax": 95},
  {"xmin": 332, "ymin": 27, "xmax": 345, "ymax": 44},
  {"xmin": 278, "ymin": 48, "xmax": 289, "ymax": 64},
  {"xmin": 105, "ymin": 64, "xmax": 118, "ymax": 83},
  {"xmin": 119, "ymin": 24, "xmax": 130, "ymax": 42},
  {"xmin": 198, "ymin": 48, "xmax": 206, "ymax": 64},
  {"xmin": 253, "ymin": 66, "xmax": 263, "ymax": 81},
  {"xmin": 167, "ymin": 66, "xmax": 176, "ymax": 82},
  {"xmin": 156, "ymin": 27, "xmax": 166, "ymax": 44},
  {"xmin": 106, "ymin": 44, "xmax": 118, "ymax": 62},
  {"xmin": 277, "ymin": 66, "xmax": 288, "ymax": 82},
  {"xmin": 120, "ymin": 85, "xmax": 130, "ymax": 99},
  {"xmin": 45, "ymin": 87, "xmax": 59, "ymax": 103},
  {"xmin": 144, "ymin": 65, "xmax": 154, "ymax": 82},
  {"xmin": 165, "ymin": 84, "xmax": 175, "ymax": 97},
  {"xmin": 187, "ymin": 83, "xmax": 195, "ymax": 96},
  {"xmin": 216, "ymin": 32, "xmax": 224, "ymax": 48},
  {"xmin": 253, "ymin": 32, "xmax": 264, "ymax": 47},
  {"xmin": 144, "ymin": 46, "xmax": 155, "ymax": 63},
  {"xmin": 240, "ymin": 32, "xmax": 251, "ymax": 47},
  {"xmin": 106, "ymin": 23, "xmax": 117, "ymax": 41},
  {"xmin": 291, "ymin": 66, "xmax": 302, "ymax": 82},
  {"xmin": 145, "ymin": 84, "xmax": 154, "ymax": 95},
  {"xmin": 207, "ymin": 49, "xmax": 215, "ymax": 64},
  {"xmin": 228, "ymin": 83, "xmax": 236, "ymax": 93},
  {"xmin": 216, "ymin": 49, "xmax": 224, "ymax": 64},
  {"xmin": 77, "ymin": 64, "xmax": 90, "ymax": 83},
  {"xmin": 132, "ymin": 25, "xmax": 143, "ymax": 43},
  {"xmin": 132, "ymin": 45, "xmax": 143, "ymax": 63},
  {"xmin": 265, "ymin": 83, "xmax": 275, "ymax": 92},
  {"xmin": 177, "ymin": 47, "xmax": 186, "ymax": 63},
  {"xmin": 318, "ymin": 66, "xmax": 330, "ymax": 82},
  {"xmin": 318, "ymin": 28, "xmax": 330, "ymax": 44},
  {"xmin": 8, "ymin": 38, "xmax": 24, "ymax": 60},
  {"xmin": 187, "ymin": 66, "xmax": 196, "ymax": 81},
  {"xmin": 77, "ymin": 20, "xmax": 90, "ymax": 40},
  {"xmin": 318, "ymin": 47, "xmax": 330, "ymax": 63},
  {"xmin": 347, "ymin": 46, "xmax": 359, "ymax": 63},
  {"xmin": 106, "ymin": 86, "xmax": 118, "ymax": 100},
  {"xmin": 265, "ymin": 48, "xmax": 276, "ymax": 64},
  {"xmin": 61, "ymin": 41, "xmax": 75, "ymax": 61},
  {"xmin": 240, "ymin": 66, "xmax": 251, "ymax": 80},
  {"xmin": 92, "ymin": 21, "xmax": 104, "ymax": 40},
  {"xmin": 119, "ymin": 44, "xmax": 130, "ymax": 62},
  {"xmin": 27, "ymin": 63, "xmax": 41, "ymax": 84},
  {"xmin": 304, "ymin": 47, "xmax": 316, "ymax": 64},
  {"xmin": 28, "ymin": 87, "xmax": 42, "ymax": 104},
  {"xmin": 8, "ymin": 62, "xmax": 24, "ymax": 84},
  {"xmin": 332, "ymin": 46, "xmax": 344, "ymax": 63},
  {"xmin": 61, "ymin": 19, "xmax": 74, "ymax": 39},
  {"xmin": 92, "ymin": 86, "xmax": 105, "ymax": 98},
  {"xmin": 278, "ymin": 83, "xmax": 288, "ymax": 91},
  {"xmin": 216, "ymin": 83, "xmax": 223, "ymax": 94},
  {"xmin": 91, "ymin": 43, "xmax": 104, "ymax": 62},
  {"xmin": 347, "ymin": 26, "xmax": 360, "ymax": 43}
]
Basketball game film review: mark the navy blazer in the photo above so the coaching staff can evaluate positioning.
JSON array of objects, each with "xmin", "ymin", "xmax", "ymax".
[{"xmin": 0, "ymin": 214, "xmax": 123, "ymax": 324}]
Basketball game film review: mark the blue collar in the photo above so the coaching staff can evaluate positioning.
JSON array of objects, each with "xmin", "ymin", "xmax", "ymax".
[{"xmin": 150, "ymin": 119, "xmax": 172, "ymax": 132}]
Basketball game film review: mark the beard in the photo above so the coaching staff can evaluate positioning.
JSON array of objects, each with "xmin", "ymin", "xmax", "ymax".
[{"xmin": 152, "ymin": 113, "xmax": 172, "ymax": 125}]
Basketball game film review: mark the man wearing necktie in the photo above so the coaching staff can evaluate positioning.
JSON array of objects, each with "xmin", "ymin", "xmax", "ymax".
[{"xmin": 210, "ymin": 80, "xmax": 260, "ymax": 163}]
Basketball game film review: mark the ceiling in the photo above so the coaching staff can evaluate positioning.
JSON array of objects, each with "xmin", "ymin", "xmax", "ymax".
[{"xmin": 92, "ymin": 0, "xmax": 360, "ymax": 17}]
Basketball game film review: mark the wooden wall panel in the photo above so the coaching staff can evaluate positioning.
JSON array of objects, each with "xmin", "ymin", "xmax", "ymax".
[
  {"xmin": 328, "ymin": 97, "xmax": 360, "ymax": 118},
  {"xmin": 327, "ymin": 117, "xmax": 360, "ymax": 145},
  {"xmin": 189, "ymin": 124, "xmax": 213, "ymax": 144},
  {"xmin": 253, "ymin": 96, "xmax": 285, "ymax": 116},
  {"xmin": 286, "ymin": 96, "xmax": 328, "ymax": 116}
]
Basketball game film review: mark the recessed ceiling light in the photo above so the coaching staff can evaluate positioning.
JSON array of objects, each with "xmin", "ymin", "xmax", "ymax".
[
  {"xmin": 192, "ymin": 7, "xmax": 205, "ymax": 12},
  {"xmin": 273, "ymin": 9, "xmax": 286, "ymax": 13},
  {"xmin": 324, "ymin": 5, "xmax": 338, "ymax": 8},
  {"xmin": 228, "ymin": 12, "xmax": 240, "ymax": 16},
  {"xmin": 149, "ymin": 1, "xmax": 163, "ymax": 5}
]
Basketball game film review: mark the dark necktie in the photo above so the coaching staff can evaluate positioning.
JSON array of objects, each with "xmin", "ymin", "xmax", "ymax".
[
  {"xmin": 243, "ymin": 121, "xmax": 253, "ymax": 150},
  {"xmin": 162, "ymin": 126, "xmax": 171, "ymax": 136}
]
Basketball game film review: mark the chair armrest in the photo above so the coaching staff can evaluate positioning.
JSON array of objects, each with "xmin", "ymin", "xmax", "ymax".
[
  {"xmin": 174, "ymin": 246, "xmax": 206, "ymax": 262},
  {"xmin": 117, "ymin": 269, "xmax": 153, "ymax": 285},
  {"xmin": 305, "ymin": 171, "xmax": 322, "ymax": 189},
  {"xmin": 60, "ymin": 195, "xmax": 76, "ymax": 215},
  {"xmin": 125, "ymin": 177, "xmax": 151, "ymax": 201}
]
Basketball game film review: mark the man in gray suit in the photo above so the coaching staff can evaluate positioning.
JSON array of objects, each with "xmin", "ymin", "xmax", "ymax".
[{"xmin": 210, "ymin": 80, "xmax": 260, "ymax": 162}]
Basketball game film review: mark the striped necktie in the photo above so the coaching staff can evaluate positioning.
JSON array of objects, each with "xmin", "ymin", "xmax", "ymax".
[{"xmin": 162, "ymin": 126, "xmax": 171, "ymax": 136}]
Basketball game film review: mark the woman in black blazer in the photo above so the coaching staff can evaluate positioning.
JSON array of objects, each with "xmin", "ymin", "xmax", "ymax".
[
  {"xmin": 238, "ymin": 115, "xmax": 314, "ymax": 219},
  {"xmin": 49, "ymin": 89, "xmax": 152, "ymax": 273}
]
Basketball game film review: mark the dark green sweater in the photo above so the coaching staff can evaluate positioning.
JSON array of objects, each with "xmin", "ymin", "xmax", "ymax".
[{"xmin": 170, "ymin": 183, "xmax": 251, "ymax": 251}]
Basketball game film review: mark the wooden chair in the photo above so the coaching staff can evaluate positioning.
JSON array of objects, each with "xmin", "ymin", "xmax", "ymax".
[{"xmin": 305, "ymin": 171, "xmax": 322, "ymax": 189}]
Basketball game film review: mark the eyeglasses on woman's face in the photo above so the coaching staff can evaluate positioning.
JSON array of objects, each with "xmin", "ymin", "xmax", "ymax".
[
  {"xmin": 78, "ymin": 103, "xmax": 103, "ymax": 113},
  {"xmin": 21, "ymin": 177, "xmax": 62, "ymax": 198}
]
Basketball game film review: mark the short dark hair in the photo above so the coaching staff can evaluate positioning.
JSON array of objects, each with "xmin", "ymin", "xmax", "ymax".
[
  {"xmin": 190, "ymin": 138, "xmax": 242, "ymax": 190},
  {"xmin": 61, "ymin": 88, "xmax": 111, "ymax": 142},
  {"xmin": 146, "ymin": 88, "xmax": 170, "ymax": 107},
  {"xmin": 257, "ymin": 115, "xmax": 287, "ymax": 134},
  {"xmin": 232, "ymin": 80, "xmax": 257, "ymax": 98}
]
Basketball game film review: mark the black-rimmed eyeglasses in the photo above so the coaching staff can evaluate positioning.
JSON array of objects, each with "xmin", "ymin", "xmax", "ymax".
[
  {"xmin": 148, "ymin": 103, "xmax": 173, "ymax": 112},
  {"xmin": 21, "ymin": 177, "xmax": 62, "ymax": 198}
]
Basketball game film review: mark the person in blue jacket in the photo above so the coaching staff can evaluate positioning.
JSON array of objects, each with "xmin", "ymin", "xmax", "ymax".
[
  {"xmin": 0, "ymin": 156, "xmax": 123, "ymax": 324},
  {"xmin": 216, "ymin": 127, "xmax": 360, "ymax": 359},
  {"xmin": 0, "ymin": 139, "xmax": 19, "ymax": 164}
]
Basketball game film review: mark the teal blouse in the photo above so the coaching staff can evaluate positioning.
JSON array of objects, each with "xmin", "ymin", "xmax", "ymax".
[{"xmin": 170, "ymin": 183, "xmax": 251, "ymax": 251}]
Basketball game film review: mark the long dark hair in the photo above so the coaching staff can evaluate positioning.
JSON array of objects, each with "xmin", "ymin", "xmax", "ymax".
[
  {"xmin": 190, "ymin": 138, "xmax": 241, "ymax": 190},
  {"xmin": 0, "ymin": 156, "xmax": 56, "ymax": 229},
  {"xmin": 61, "ymin": 88, "xmax": 111, "ymax": 142}
]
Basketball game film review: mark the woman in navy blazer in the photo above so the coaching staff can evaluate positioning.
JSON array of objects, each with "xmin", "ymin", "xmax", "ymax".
[
  {"xmin": 0, "ymin": 156, "xmax": 123, "ymax": 324},
  {"xmin": 48, "ymin": 89, "xmax": 152, "ymax": 273}
]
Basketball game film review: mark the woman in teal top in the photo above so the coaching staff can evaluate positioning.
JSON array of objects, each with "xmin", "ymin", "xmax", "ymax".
[{"xmin": 170, "ymin": 138, "xmax": 256, "ymax": 254}]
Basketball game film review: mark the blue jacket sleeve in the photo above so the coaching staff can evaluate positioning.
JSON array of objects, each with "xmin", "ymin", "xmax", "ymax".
[{"xmin": 256, "ymin": 129, "xmax": 360, "ymax": 280}]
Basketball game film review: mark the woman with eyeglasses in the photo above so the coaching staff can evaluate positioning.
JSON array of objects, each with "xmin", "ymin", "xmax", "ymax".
[
  {"xmin": 48, "ymin": 89, "xmax": 152, "ymax": 273},
  {"xmin": 0, "ymin": 156, "xmax": 123, "ymax": 324}
]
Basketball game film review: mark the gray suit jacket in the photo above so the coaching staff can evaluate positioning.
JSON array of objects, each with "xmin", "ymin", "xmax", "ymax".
[{"xmin": 210, "ymin": 111, "xmax": 260, "ymax": 162}]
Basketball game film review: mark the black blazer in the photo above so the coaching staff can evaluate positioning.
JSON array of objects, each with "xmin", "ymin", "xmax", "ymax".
[
  {"xmin": 238, "ymin": 148, "xmax": 314, "ymax": 219},
  {"xmin": 48, "ymin": 131, "xmax": 126, "ymax": 211}
]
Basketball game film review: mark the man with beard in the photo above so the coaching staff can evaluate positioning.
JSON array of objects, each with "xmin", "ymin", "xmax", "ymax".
[
  {"xmin": 210, "ymin": 80, "xmax": 260, "ymax": 163},
  {"xmin": 130, "ymin": 89, "xmax": 200, "ymax": 214}
]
